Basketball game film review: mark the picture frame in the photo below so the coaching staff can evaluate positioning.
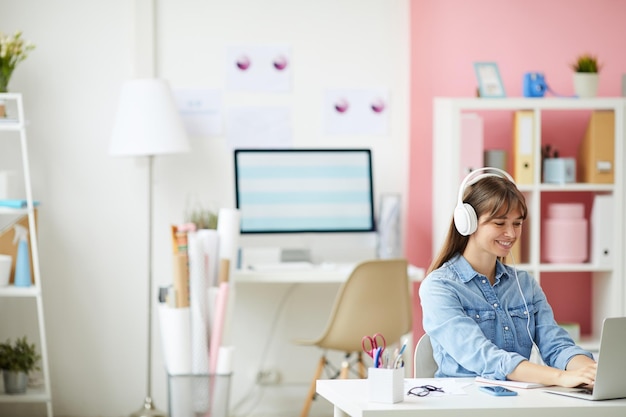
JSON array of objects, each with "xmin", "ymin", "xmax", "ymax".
[{"xmin": 473, "ymin": 62, "xmax": 506, "ymax": 98}]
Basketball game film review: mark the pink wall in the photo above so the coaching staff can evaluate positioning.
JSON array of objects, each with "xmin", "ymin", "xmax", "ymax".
[{"xmin": 408, "ymin": 0, "xmax": 626, "ymax": 337}]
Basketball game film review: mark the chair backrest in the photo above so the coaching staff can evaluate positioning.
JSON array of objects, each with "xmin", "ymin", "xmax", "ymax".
[
  {"xmin": 413, "ymin": 333, "xmax": 438, "ymax": 377},
  {"xmin": 314, "ymin": 258, "xmax": 412, "ymax": 353}
]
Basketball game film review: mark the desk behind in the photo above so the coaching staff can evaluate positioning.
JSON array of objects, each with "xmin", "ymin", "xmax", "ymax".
[
  {"xmin": 226, "ymin": 263, "xmax": 423, "ymax": 414},
  {"xmin": 232, "ymin": 263, "xmax": 424, "ymax": 283},
  {"xmin": 316, "ymin": 378, "xmax": 626, "ymax": 417}
]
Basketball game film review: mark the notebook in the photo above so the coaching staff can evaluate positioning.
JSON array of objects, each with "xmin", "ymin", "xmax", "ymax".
[
  {"xmin": 543, "ymin": 317, "xmax": 626, "ymax": 401},
  {"xmin": 475, "ymin": 376, "xmax": 544, "ymax": 389}
]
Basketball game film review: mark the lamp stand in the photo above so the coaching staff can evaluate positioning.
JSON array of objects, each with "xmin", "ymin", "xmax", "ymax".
[{"xmin": 131, "ymin": 155, "xmax": 166, "ymax": 417}]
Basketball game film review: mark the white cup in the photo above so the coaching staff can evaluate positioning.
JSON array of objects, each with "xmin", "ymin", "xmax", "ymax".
[{"xmin": 0, "ymin": 254, "xmax": 12, "ymax": 286}]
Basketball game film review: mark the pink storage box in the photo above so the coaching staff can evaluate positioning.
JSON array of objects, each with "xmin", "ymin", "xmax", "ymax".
[
  {"xmin": 544, "ymin": 203, "xmax": 588, "ymax": 263},
  {"xmin": 548, "ymin": 203, "xmax": 585, "ymax": 219}
]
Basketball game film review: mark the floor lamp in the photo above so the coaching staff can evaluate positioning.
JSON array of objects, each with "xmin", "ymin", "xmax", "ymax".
[{"xmin": 110, "ymin": 78, "xmax": 190, "ymax": 417}]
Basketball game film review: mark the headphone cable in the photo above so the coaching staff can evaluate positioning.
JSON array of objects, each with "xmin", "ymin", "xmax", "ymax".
[{"xmin": 509, "ymin": 251, "xmax": 544, "ymax": 364}]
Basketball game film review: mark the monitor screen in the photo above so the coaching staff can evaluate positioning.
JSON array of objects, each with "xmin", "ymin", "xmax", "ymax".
[{"xmin": 234, "ymin": 149, "xmax": 375, "ymax": 234}]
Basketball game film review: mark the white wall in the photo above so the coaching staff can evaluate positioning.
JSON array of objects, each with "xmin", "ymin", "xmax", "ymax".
[{"xmin": 0, "ymin": 1, "xmax": 409, "ymax": 416}]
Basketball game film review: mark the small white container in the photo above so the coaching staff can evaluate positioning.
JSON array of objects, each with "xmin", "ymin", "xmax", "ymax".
[
  {"xmin": 0, "ymin": 171, "xmax": 16, "ymax": 199},
  {"xmin": 368, "ymin": 367, "xmax": 404, "ymax": 404},
  {"xmin": 0, "ymin": 254, "xmax": 12, "ymax": 286},
  {"xmin": 543, "ymin": 158, "xmax": 576, "ymax": 184}
]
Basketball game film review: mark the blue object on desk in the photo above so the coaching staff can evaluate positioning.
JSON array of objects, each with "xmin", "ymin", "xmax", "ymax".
[{"xmin": 479, "ymin": 386, "xmax": 518, "ymax": 396}]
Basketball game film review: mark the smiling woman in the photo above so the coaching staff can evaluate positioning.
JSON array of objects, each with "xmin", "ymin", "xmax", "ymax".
[{"xmin": 420, "ymin": 167, "xmax": 596, "ymax": 388}]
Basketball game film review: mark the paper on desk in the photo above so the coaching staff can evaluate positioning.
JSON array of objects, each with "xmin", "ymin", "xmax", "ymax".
[
  {"xmin": 404, "ymin": 378, "xmax": 470, "ymax": 396},
  {"xmin": 475, "ymin": 376, "xmax": 546, "ymax": 389}
]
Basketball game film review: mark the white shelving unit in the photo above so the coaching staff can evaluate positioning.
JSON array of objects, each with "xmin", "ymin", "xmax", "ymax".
[
  {"xmin": 0, "ymin": 93, "xmax": 52, "ymax": 416},
  {"xmin": 432, "ymin": 97, "xmax": 626, "ymax": 347}
]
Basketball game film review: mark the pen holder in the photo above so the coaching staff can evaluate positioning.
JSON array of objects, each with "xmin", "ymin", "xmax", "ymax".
[{"xmin": 368, "ymin": 367, "xmax": 404, "ymax": 403}]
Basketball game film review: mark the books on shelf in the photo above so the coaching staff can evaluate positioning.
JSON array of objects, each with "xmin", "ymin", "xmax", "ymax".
[
  {"xmin": 591, "ymin": 194, "xmax": 613, "ymax": 267},
  {"xmin": 578, "ymin": 111, "xmax": 614, "ymax": 184},
  {"xmin": 513, "ymin": 110, "xmax": 535, "ymax": 184}
]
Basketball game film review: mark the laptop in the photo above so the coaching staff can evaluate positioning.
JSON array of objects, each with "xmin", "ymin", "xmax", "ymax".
[{"xmin": 544, "ymin": 317, "xmax": 626, "ymax": 401}]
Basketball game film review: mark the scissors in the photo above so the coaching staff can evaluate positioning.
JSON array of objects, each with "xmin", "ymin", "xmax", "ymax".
[{"xmin": 361, "ymin": 333, "xmax": 386, "ymax": 367}]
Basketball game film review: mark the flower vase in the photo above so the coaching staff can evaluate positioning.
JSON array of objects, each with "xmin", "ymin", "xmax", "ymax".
[
  {"xmin": 0, "ymin": 73, "xmax": 8, "ymax": 94},
  {"xmin": 573, "ymin": 73, "xmax": 599, "ymax": 98},
  {"xmin": 0, "ymin": 70, "xmax": 11, "ymax": 118}
]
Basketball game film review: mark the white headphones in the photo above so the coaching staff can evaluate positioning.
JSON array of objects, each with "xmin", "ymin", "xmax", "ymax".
[{"xmin": 453, "ymin": 167, "xmax": 515, "ymax": 236}]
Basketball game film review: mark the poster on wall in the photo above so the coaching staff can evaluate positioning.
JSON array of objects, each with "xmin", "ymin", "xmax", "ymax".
[
  {"xmin": 174, "ymin": 88, "xmax": 223, "ymax": 137},
  {"xmin": 226, "ymin": 45, "xmax": 292, "ymax": 92},
  {"xmin": 323, "ymin": 88, "xmax": 389, "ymax": 135},
  {"xmin": 226, "ymin": 106, "xmax": 292, "ymax": 149}
]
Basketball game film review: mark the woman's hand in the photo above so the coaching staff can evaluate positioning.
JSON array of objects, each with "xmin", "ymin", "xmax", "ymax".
[
  {"xmin": 508, "ymin": 357, "xmax": 597, "ymax": 388},
  {"xmin": 555, "ymin": 363, "xmax": 597, "ymax": 388}
]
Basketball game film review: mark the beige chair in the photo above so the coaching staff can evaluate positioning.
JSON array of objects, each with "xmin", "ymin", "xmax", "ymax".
[
  {"xmin": 413, "ymin": 333, "xmax": 438, "ymax": 377},
  {"xmin": 294, "ymin": 258, "xmax": 413, "ymax": 417}
]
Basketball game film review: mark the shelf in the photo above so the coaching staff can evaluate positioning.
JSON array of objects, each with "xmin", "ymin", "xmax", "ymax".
[
  {"xmin": 0, "ymin": 207, "xmax": 33, "ymax": 215},
  {"xmin": 537, "ymin": 264, "xmax": 612, "ymax": 273},
  {"xmin": 435, "ymin": 97, "xmax": 626, "ymax": 111},
  {"xmin": 0, "ymin": 120, "xmax": 22, "ymax": 131},
  {"xmin": 516, "ymin": 263, "xmax": 612, "ymax": 273},
  {"xmin": 0, "ymin": 285, "xmax": 40, "ymax": 297},
  {"xmin": 0, "ymin": 92, "xmax": 52, "ymax": 417},
  {"xmin": 517, "ymin": 183, "xmax": 614, "ymax": 193},
  {"xmin": 0, "ymin": 387, "xmax": 50, "ymax": 403},
  {"xmin": 433, "ymin": 96, "xmax": 625, "ymax": 340},
  {"xmin": 538, "ymin": 183, "xmax": 613, "ymax": 192}
]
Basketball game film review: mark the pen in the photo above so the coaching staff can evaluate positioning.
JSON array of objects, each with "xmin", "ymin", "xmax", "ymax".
[
  {"xmin": 392, "ymin": 339, "xmax": 407, "ymax": 368},
  {"xmin": 393, "ymin": 353, "xmax": 404, "ymax": 369},
  {"xmin": 393, "ymin": 356, "xmax": 404, "ymax": 369},
  {"xmin": 373, "ymin": 347, "xmax": 382, "ymax": 368}
]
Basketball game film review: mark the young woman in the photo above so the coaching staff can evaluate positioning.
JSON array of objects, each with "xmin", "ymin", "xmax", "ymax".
[{"xmin": 420, "ymin": 168, "xmax": 596, "ymax": 387}]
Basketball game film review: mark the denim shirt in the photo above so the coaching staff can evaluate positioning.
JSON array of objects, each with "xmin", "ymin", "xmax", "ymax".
[{"xmin": 419, "ymin": 254, "xmax": 593, "ymax": 380}]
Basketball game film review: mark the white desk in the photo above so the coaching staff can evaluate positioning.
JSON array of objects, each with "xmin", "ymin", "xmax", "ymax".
[
  {"xmin": 233, "ymin": 263, "xmax": 424, "ymax": 283},
  {"xmin": 226, "ymin": 264, "xmax": 423, "ymax": 413},
  {"xmin": 316, "ymin": 378, "xmax": 626, "ymax": 417}
]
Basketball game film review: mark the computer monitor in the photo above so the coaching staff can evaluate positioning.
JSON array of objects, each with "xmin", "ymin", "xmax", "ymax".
[{"xmin": 234, "ymin": 148, "xmax": 375, "ymax": 234}]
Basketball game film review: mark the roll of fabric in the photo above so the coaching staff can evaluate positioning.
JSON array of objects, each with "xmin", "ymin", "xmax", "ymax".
[
  {"xmin": 217, "ymin": 208, "xmax": 241, "ymax": 271},
  {"xmin": 188, "ymin": 230, "xmax": 219, "ymax": 412}
]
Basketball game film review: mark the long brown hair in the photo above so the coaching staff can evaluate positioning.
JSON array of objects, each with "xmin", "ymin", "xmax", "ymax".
[{"xmin": 426, "ymin": 175, "xmax": 528, "ymax": 275}]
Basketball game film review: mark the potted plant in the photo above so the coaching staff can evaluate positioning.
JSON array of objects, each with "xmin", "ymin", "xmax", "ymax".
[
  {"xmin": 0, "ymin": 336, "xmax": 41, "ymax": 394},
  {"xmin": 571, "ymin": 53, "xmax": 601, "ymax": 98},
  {"xmin": 0, "ymin": 30, "xmax": 36, "ymax": 118}
]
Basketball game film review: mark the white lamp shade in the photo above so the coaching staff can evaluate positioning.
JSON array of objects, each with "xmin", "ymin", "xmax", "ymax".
[{"xmin": 110, "ymin": 78, "xmax": 190, "ymax": 156}]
